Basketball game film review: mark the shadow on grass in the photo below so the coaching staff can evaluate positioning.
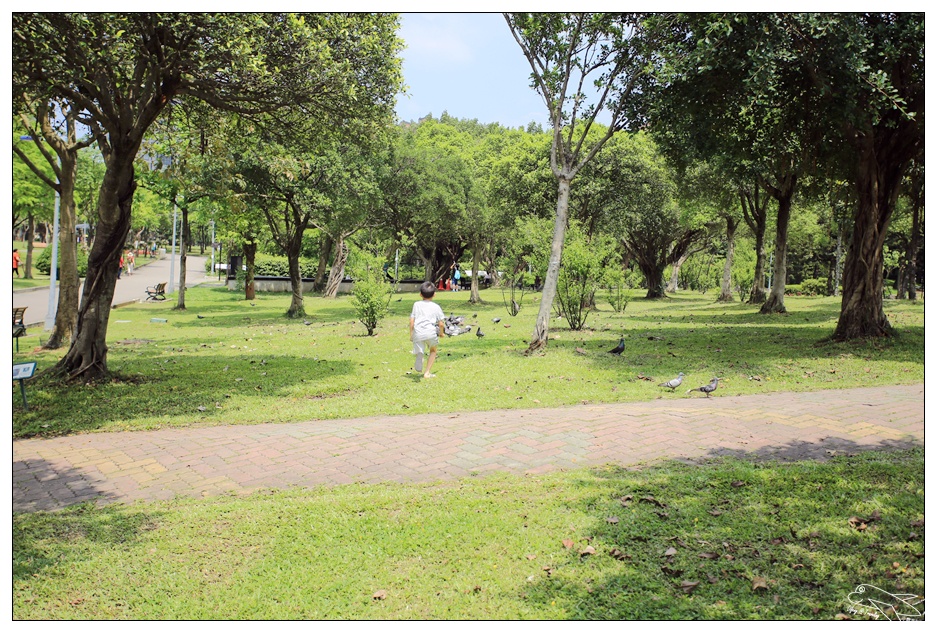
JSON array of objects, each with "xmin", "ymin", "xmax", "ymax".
[
  {"xmin": 14, "ymin": 462, "xmax": 164, "ymax": 580},
  {"xmin": 14, "ymin": 353, "xmax": 356, "ymax": 437},
  {"xmin": 516, "ymin": 439, "xmax": 924, "ymax": 620}
]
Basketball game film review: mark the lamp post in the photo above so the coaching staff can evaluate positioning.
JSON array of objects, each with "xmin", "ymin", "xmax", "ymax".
[
  {"xmin": 210, "ymin": 220, "xmax": 216, "ymax": 278},
  {"xmin": 168, "ymin": 203, "xmax": 178, "ymax": 293}
]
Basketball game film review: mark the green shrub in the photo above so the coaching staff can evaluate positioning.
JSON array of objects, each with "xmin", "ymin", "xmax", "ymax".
[
  {"xmin": 349, "ymin": 250, "xmax": 391, "ymax": 336},
  {"xmin": 253, "ymin": 254, "xmax": 318, "ymax": 278},
  {"xmin": 785, "ymin": 279, "xmax": 827, "ymax": 296},
  {"xmin": 34, "ymin": 246, "xmax": 89, "ymax": 277}
]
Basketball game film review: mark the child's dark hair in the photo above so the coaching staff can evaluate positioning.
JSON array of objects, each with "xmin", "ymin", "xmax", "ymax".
[{"xmin": 420, "ymin": 282, "xmax": 436, "ymax": 298}]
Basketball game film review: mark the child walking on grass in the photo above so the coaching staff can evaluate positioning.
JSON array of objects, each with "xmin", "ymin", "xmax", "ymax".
[{"xmin": 409, "ymin": 281, "xmax": 445, "ymax": 379}]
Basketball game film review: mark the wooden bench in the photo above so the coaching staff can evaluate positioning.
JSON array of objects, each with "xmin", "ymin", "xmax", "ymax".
[
  {"xmin": 145, "ymin": 282, "xmax": 167, "ymax": 301},
  {"xmin": 13, "ymin": 307, "xmax": 27, "ymax": 352}
]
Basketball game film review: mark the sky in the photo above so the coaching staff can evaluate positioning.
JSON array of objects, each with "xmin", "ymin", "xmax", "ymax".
[{"xmin": 394, "ymin": 13, "xmax": 549, "ymax": 130}]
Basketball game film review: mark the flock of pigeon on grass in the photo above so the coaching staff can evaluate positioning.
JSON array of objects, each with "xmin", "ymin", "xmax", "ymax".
[{"xmin": 607, "ymin": 337, "xmax": 719, "ymax": 398}]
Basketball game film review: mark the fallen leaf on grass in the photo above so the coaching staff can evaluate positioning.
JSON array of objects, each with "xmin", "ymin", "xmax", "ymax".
[
  {"xmin": 698, "ymin": 552, "xmax": 719, "ymax": 560},
  {"xmin": 708, "ymin": 509, "xmax": 723, "ymax": 516},
  {"xmin": 731, "ymin": 481, "xmax": 746, "ymax": 488},
  {"xmin": 580, "ymin": 546, "xmax": 596, "ymax": 557},
  {"xmin": 680, "ymin": 581, "xmax": 700, "ymax": 593},
  {"xmin": 526, "ymin": 554, "xmax": 537, "ymax": 560},
  {"xmin": 620, "ymin": 495, "xmax": 634, "ymax": 507},
  {"xmin": 609, "ymin": 548, "xmax": 631, "ymax": 561},
  {"xmin": 661, "ymin": 566, "xmax": 683, "ymax": 577},
  {"xmin": 664, "ymin": 547, "xmax": 678, "ymax": 557},
  {"xmin": 562, "ymin": 539, "xmax": 575, "ymax": 549},
  {"xmin": 636, "ymin": 374, "xmax": 654, "ymax": 381},
  {"xmin": 197, "ymin": 405, "xmax": 206, "ymax": 412},
  {"xmin": 372, "ymin": 590, "xmax": 387, "ymax": 600},
  {"xmin": 640, "ymin": 495, "xmax": 666, "ymax": 508},
  {"xmin": 606, "ymin": 516, "xmax": 619, "ymax": 524},
  {"xmin": 751, "ymin": 577, "xmax": 769, "ymax": 591}
]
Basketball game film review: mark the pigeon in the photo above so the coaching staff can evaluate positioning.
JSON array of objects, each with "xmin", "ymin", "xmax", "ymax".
[
  {"xmin": 250, "ymin": 302, "xmax": 257, "ymax": 306},
  {"xmin": 607, "ymin": 338, "xmax": 626, "ymax": 355},
  {"xmin": 303, "ymin": 320, "xmax": 312, "ymax": 326},
  {"xmin": 472, "ymin": 313, "xmax": 478, "ymax": 318},
  {"xmin": 492, "ymin": 317, "xmax": 501, "ymax": 323},
  {"xmin": 658, "ymin": 372, "xmax": 684, "ymax": 391},
  {"xmin": 476, "ymin": 328, "xmax": 485, "ymax": 338},
  {"xmin": 688, "ymin": 377, "xmax": 719, "ymax": 398},
  {"xmin": 197, "ymin": 314, "xmax": 205, "ymax": 319}
]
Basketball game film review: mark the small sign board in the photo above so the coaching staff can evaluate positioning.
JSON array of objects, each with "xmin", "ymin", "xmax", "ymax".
[{"xmin": 13, "ymin": 362, "xmax": 37, "ymax": 380}]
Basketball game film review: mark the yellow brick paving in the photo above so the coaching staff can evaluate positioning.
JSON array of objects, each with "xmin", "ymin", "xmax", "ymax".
[{"xmin": 13, "ymin": 384, "xmax": 923, "ymax": 512}]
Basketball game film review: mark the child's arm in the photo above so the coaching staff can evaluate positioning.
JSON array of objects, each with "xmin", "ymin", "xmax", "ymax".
[
  {"xmin": 437, "ymin": 319, "xmax": 445, "ymax": 338},
  {"xmin": 409, "ymin": 317, "xmax": 415, "ymax": 339}
]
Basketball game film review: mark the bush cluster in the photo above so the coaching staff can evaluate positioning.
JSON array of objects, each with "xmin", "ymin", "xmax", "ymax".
[
  {"xmin": 252, "ymin": 254, "xmax": 319, "ymax": 278},
  {"xmin": 34, "ymin": 246, "xmax": 89, "ymax": 277},
  {"xmin": 784, "ymin": 278, "xmax": 829, "ymax": 296}
]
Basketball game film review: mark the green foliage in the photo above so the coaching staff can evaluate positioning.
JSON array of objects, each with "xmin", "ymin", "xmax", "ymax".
[
  {"xmin": 556, "ymin": 226, "xmax": 618, "ymax": 330},
  {"xmin": 251, "ymin": 254, "xmax": 318, "ymax": 279},
  {"xmin": 786, "ymin": 279, "xmax": 829, "ymax": 297},
  {"xmin": 33, "ymin": 245, "xmax": 88, "ymax": 277},
  {"xmin": 349, "ymin": 249, "xmax": 391, "ymax": 336}
]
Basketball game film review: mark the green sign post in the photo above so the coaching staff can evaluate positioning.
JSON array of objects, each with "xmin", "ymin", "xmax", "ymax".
[{"xmin": 13, "ymin": 362, "xmax": 37, "ymax": 411}]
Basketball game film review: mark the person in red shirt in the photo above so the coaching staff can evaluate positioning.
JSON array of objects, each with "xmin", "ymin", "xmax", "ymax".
[{"xmin": 13, "ymin": 249, "xmax": 21, "ymax": 277}]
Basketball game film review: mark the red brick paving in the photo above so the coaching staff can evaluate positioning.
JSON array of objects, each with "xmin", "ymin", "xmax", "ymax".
[{"xmin": 13, "ymin": 384, "xmax": 924, "ymax": 512}]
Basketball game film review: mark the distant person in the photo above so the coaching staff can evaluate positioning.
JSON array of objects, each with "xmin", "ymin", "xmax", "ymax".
[
  {"xmin": 13, "ymin": 248, "xmax": 21, "ymax": 277},
  {"xmin": 126, "ymin": 250, "xmax": 135, "ymax": 275},
  {"xmin": 118, "ymin": 253, "xmax": 124, "ymax": 279},
  {"xmin": 409, "ymin": 281, "xmax": 445, "ymax": 379},
  {"xmin": 453, "ymin": 265, "xmax": 461, "ymax": 292}
]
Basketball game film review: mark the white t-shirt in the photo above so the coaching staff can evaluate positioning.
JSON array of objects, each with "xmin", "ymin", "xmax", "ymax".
[{"xmin": 411, "ymin": 300, "xmax": 445, "ymax": 338}]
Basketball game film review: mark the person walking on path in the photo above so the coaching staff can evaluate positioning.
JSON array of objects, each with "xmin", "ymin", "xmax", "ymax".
[
  {"xmin": 118, "ymin": 253, "xmax": 124, "ymax": 279},
  {"xmin": 126, "ymin": 250, "xmax": 135, "ymax": 276},
  {"xmin": 13, "ymin": 248, "xmax": 21, "ymax": 277},
  {"xmin": 409, "ymin": 281, "xmax": 445, "ymax": 379}
]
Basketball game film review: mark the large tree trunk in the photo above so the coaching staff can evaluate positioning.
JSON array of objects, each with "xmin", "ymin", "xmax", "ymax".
[
  {"xmin": 832, "ymin": 145, "xmax": 903, "ymax": 340},
  {"xmin": 54, "ymin": 152, "xmax": 135, "ymax": 381},
  {"xmin": 324, "ymin": 237, "xmax": 348, "ymax": 299},
  {"xmin": 175, "ymin": 207, "xmax": 188, "ymax": 310},
  {"xmin": 44, "ymin": 152, "xmax": 80, "ymax": 349},
  {"xmin": 243, "ymin": 239, "xmax": 257, "ymax": 301},
  {"xmin": 638, "ymin": 258, "xmax": 667, "ymax": 299},
  {"xmin": 528, "ymin": 176, "xmax": 571, "ymax": 353},
  {"xmin": 717, "ymin": 216, "xmax": 738, "ymax": 302},
  {"xmin": 760, "ymin": 175, "xmax": 796, "ymax": 314},
  {"xmin": 313, "ymin": 233, "xmax": 333, "ymax": 293},
  {"xmin": 903, "ymin": 177, "xmax": 922, "ymax": 301}
]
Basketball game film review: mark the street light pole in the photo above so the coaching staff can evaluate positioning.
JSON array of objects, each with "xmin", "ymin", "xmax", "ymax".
[
  {"xmin": 169, "ymin": 204, "xmax": 178, "ymax": 293},
  {"xmin": 44, "ymin": 188, "xmax": 61, "ymax": 331}
]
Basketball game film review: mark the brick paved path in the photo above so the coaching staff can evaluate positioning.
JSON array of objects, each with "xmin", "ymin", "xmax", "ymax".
[{"xmin": 13, "ymin": 384, "xmax": 923, "ymax": 512}]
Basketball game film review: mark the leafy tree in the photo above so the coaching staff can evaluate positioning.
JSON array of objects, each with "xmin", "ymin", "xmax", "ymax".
[
  {"xmin": 12, "ymin": 119, "xmax": 56, "ymax": 278},
  {"xmin": 349, "ymin": 247, "xmax": 391, "ymax": 336},
  {"xmin": 13, "ymin": 12, "xmax": 403, "ymax": 380},
  {"xmin": 12, "ymin": 102, "xmax": 98, "ymax": 348},
  {"xmin": 555, "ymin": 224, "xmax": 617, "ymax": 330},
  {"xmin": 505, "ymin": 12, "xmax": 667, "ymax": 351}
]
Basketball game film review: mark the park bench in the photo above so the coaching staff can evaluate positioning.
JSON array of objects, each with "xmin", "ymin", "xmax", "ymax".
[
  {"xmin": 13, "ymin": 306, "xmax": 27, "ymax": 352},
  {"xmin": 145, "ymin": 282, "xmax": 167, "ymax": 301}
]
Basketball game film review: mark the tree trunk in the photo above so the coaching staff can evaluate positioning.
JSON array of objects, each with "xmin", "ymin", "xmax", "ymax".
[
  {"xmin": 760, "ymin": 177, "xmax": 795, "ymax": 314},
  {"xmin": 53, "ymin": 152, "xmax": 135, "ymax": 381},
  {"xmin": 832, "ymin": 146, "xmax": 901, "ymax": 340},
  {"xmin": 905, "ymin": 182, "xmax": 921, "ymax": 301},
  {"xmin": 717, "ymin": 216, "xmax": 738, "ymax": 302},
  {"xmin": 469, "ymin": 240, "xmax": 482, "ymax": 304},
  {"xmin": 324, "ymin": 237, "xmax": 348, "ymax": 299},
  {"xmin": 44, "ymin": 151, "xmax": 80, "ymax": 349},
  {"xmin": 313, "ymin": 233, "xmax": 333, "ymax": 293},
  {"xmin": 175, "ymin": 207, "xmax": 188, "ymax": 310},
  {"xmin": 285, "ymin": 233, "xmax": 305, "ymax": 318},
  {"xmin": 665, "ymin": 251, "xmax": 690, "ymax": 293},
  {"xmin": 740, "ymin": 185, "xmax": 769, "ymax": 304},
  {"xmin": 527, "ymin": 176, "xmax": 571, "ymax": 353},
  {"xmin": 24, "ymin": 213, "xmax": 35, "ymax": 279},
  {"xmin": 243, "ymin": 239, "xmax": 257, "ymax": 301},
  {"xmin": 639, "ymin": 258, "xmax": 667, "ymax": 299}
]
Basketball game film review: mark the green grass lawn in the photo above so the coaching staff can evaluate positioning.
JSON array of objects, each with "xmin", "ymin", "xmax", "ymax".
[
  {"xmin": 12, "ymin": 285, "xmax": 924, "ymax": 438},
  {"xmin": 13, "ymin": 448, "xmax": 924, "ymax": 620}
]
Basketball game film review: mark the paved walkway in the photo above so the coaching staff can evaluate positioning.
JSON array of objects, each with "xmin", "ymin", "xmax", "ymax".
[{"xmin": 13, "ymin": 384, "xmax": 923, "ymax": 512}]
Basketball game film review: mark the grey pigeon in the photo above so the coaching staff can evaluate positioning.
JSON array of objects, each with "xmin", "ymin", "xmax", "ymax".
[
  {"xmin": 607, "ymin": 338, "xmax": 625, "ymax": 355},
  {"xmin": 659, "ymin": 372, "xmax": 684, "ymax": 391},
  {"xmin": 303, "ymin": 320, "xmax": 312, "ymax": 326},
  {"xmin": 688, "ymin": 377, "xmax": 719, "ymax": 398},
  {"xmin": 476, "ymin": 328, "xmax": 484, "ymax": 338},
  {"xmin": 197, "ymin": 314, "xmax": 205, "ymax": 319},
  {"xmin": 492, "ymin": 317, "xmax": 501, "ymax": 323}
]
